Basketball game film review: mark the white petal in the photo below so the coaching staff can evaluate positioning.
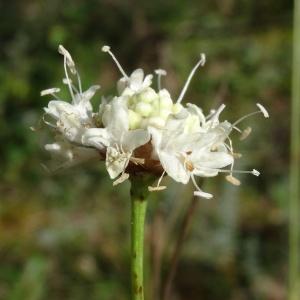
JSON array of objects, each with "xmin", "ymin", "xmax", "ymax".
[
  {"xmin": 142, "ymin": 74, "xmax": 153, "ymax": 89},
  {"xmin": 117, "ymin": 77, "xmax": 127, "ymax": 94},
  {"xmin": 129, "ymin": 69, "xmax": 144, "ymax": 91},
  {"xmin": 102, "ymin": 97, "xmax": 129, "ymax": 137},
  {"xmin": 193, "ymin": 151, "xmax": 233, "ymax": 170},
  {"xmin": 58, "ymin": 113, "xmax": 85, "ymax": 143},
  {"xmin": 44, "ymin": 101, "xmax": 77, "ymax": 120},
  {"xmin": 187, "ymin": 104, "xmax": 206, "ymax": 126},
  {"xmin": 209, "ymin": 104, "xmax": 226, "ymax": 123},
  {"xmin": 148, "ymin": 127, "xmax": 163, "ymax": 154},
  {"xmin": 73, "ymin": 85, "xmax": 100, "ymax": 105},
  {"xmin": 193, "ymin": 168, "xmax": 219, "ymax": 177},
  {"xmin": 159, "ymin": 151, "xmax": 190, "ymax": 184},
  {"xmin": 122, "ymin": 129, "xmax": 150, "ymax": 152},
  {"xmin": 105, "ymin": 147, "xmax": 131, "ymax": 179},
  {"xmin": 82, "ymin": 128, "xmax": 109, "ymax": 149}
]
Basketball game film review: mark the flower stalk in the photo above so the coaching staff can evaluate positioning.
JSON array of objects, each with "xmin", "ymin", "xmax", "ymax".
[
  {"xmin": 289, "ymin": 0, "xmax": 300, "ymax": 298},
  {"xmin": 130, "ymin": 175, "xmax": 153, "ymax": 300}
]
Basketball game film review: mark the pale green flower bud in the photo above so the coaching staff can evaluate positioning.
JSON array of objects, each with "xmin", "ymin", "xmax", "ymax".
[
  {"xmin": 135, "ymin": 102, "xmax": 153, "ymax": 117},
  {"xmin": 128, "ymin": 110, "xmax": 142, "ymax": 129},
  {"xmin": 172, "ymin": 103, "xmax": 183, "ymax": 114},
  {"xmin": 147, "ymin": 116, "xmax": 165, "ymax": 128},
  {"xmin": 158, "ymin": 108, "xmax": 171, "ymax": 120},
  {"xmin": 184, "ymin": 114, "xmax": 201, "ymax": 133},
  {"xmin": 137, "ymin": 88, "xmax": 158, "ymax": 103},
  {"xmin": 158, "ymin": 90, "xmax": 173, "ymax": 109}
]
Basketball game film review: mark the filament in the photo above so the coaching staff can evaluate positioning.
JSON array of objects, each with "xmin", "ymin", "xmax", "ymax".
[
  {"xmin": 177, "ymin": 53, "xmax": 206, "ymax": 103},
  {"xmin": 102, "ymin": 45, "xmax": 129, "ymax": 80},
  {"xmin": 155, "ymin": 69, "xmax": 167, "ymax": 91}
]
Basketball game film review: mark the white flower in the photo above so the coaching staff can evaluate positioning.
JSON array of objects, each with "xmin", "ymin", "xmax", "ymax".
[
  {"xmin": 42, "ymin": 45, "xmax": 101, "ymax": 145},
  {"xmin": 149, "ymin": 112, "xmax": 234, "ymax": 197},
  {"xmin": 118, "ymin": 69, "xmax": 153, "ymax": 95},
  {"xmin": 44, "ymin": 137, "xmax": 99, "ymax": 171},
  {"xmin": 39, "ymin": 44, "xmax": 269, "ymax": 197},
  {"xmin": 84, "ymin": 97, "xmax": 150, "ymax": 180}
]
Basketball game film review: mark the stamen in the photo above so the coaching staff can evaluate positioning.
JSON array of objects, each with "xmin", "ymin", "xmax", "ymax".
[
  {"xmin": 41, "ymin": 88, "xmax": 60, "ymax": 96},
  {"xmin": 76, "ymin": 72, "xmax": 83, "ymax": 95},
  {"xmin": 42, "ymin": 113, "xmax": 57, "ymax": 128},
  {"xmin": 148, "ymin": 171, "xmax": 166, "ymax": 191},
  {"xmin": 240, "ymin": 126, "xmax": 252, "ymax": 140},
  {"xmin": 148, "ymin": 186, "xmax": 167, "ymax": 192},
  {"xmin": 256, "ymin": 103, "xmax": 269, "ymax": 118},
  {"xmin": 197, "ymin": 165, "xmax": 260, "ymax": 176},
  {"xmin": 63, "ymin": 56, "xmax": 76, "ymax": 101},
  {"xmin": 194, "ymin": 190, "xmax": 213, "ymax": 199},
  {"xmin": 130, "ymin": 157, "xmax": 145, "ymax": 165},
  {"xmin": 191, "ymin": 174, "xmax": 213, "ymax": 199},
  {"xmin": 227, "ymin": 137, "xmax": 234, "ymax": 174},
  {"xmin": 63, "ymin": 78, "xmax": 72, "ymax": 85},
  {"xmin": 155, "ymin": 69, "xmax": 167, "ymax": 76},
  {"xmin": 205, "ymin": 109, "xmax": 216, "ymax": 120},
  {"xmin": 177, "ymin": 53, "xmax": 206, "ymax": 103},
  {"xmin": 71, "ymin": 84, "xmax": 79, "ymax": 94},
  {"xmin": 102, "ymin": 45, "xmax": 129, "ymax": 80},
  {"xmin": 232, "ymin": 104, "xmax": 269, "ymax": 128},
  {"xmin": 157, "ymin": 170, "xmax": 166, "ymax": 186},
  {"xmin": 209, "ymin": 104, "xmax": 226, "ymax": 125},
  {"xmin": 58, "ymin": 45, "xmax": 82, "ymax": 97},
  {"xmin": 155, "ymin": 69, "xmax": 167, "ymax": 91},
  {"xmin": 58, "ymin": 45, "xmax": 76, "ymax": 74},
  {"xmin": 113, "ymin": 173, "xmax": 129, "ymax": 186},
  {"xmin": 233, "ymin": 152, "xmax": 242, "ymax": 159},
  {"xmin": 41, "ymin": 163, "xmax": 51, "ymax": 174},
  {"xmin": 225, "ymin": 175, "xmax": 241, "ymax": 186},
  {"xmin": 63, "ymin": 78, "xmax": 79, "ymax": 94},
  {"xmin": 233, "ymin": 126, "xmax": 242, "ymax": 133}
]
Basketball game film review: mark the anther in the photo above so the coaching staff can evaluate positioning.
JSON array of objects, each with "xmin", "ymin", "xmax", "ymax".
[
  {"xmin": 148, "ymin": 186, "xmax": 167, "ymax": 192},
  {"xmin": 113, "ymin": 173, "xmax": 129, "ymax": 186},
  {"xmin": 41, "ymin": 88, "xmax": 60, "ymax": 96},
  {"xmin": 256, "ymin": 103, "xmax": 269, "ymax": 118},
  {"xmin": 225, "ymin": 175, "xmax": 241, "ymax": 186},
  {"xmin": 58, "ymin": 45, "xmax": 76, "ymax": 74},
  {"xmin": 155, "ymin": 69, "xmax": 167, "ymax": 76},
  {"xmin": 240, "ymin": 127, "xmax": 252, "ymax": 140}
]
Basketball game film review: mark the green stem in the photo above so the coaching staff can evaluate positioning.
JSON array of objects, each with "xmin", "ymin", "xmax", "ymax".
[
  {"xmin": 290, "ymin": 0, "xmax": 300, "ymax": 299},
  {"xmin": 130, "ymin": 175, "xmax": 154, "ymax": 300}
]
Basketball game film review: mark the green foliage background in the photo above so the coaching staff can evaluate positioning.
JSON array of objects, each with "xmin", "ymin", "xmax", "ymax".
[{"xmin": 0, "ymin": 1, "xmax": 293, "ymax": 299}]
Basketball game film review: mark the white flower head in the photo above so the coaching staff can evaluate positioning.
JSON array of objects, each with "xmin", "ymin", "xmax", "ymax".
[{"xmin": 39, "ymin": 45, "xmax": 268, "ymax": 196}]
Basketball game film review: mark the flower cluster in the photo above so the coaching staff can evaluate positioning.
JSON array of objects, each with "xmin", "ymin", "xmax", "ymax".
[{"xmin": 40, "ymin": 45, "xmax": 269, "ymax": 198}]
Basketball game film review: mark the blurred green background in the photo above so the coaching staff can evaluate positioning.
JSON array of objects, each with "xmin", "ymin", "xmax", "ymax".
[{"xmin": 0, "ymin": 1, "xmax": 293, "ymax": 299}]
